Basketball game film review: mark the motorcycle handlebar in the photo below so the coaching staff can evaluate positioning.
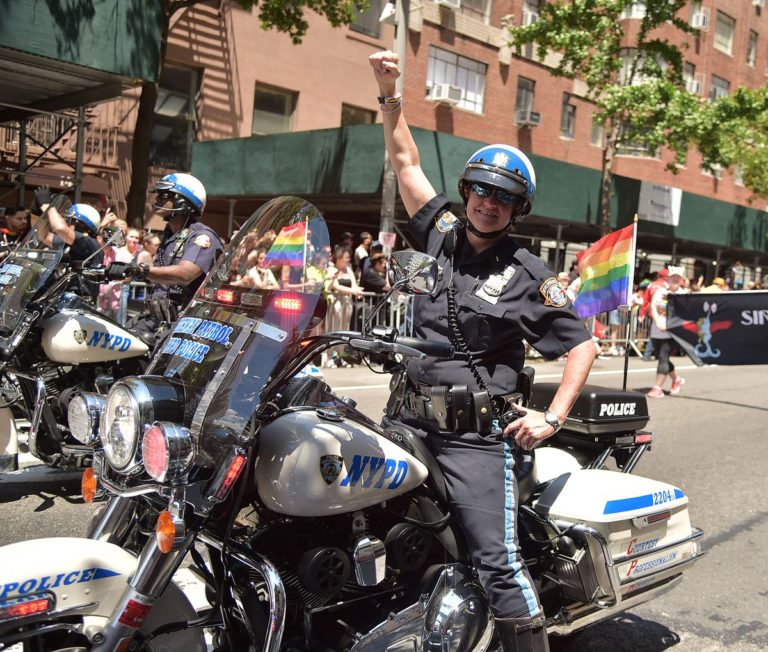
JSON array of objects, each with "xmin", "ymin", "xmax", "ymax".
[
  {"xmin": 394, "ymin": 336, "xmax": 454, "ymax": 359},
  {"xmin": 80, "ymin": 267, "xmax": 107, "ymax": 280}
]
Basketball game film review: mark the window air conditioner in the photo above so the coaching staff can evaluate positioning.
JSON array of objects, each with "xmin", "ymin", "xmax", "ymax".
[
  {"xmin": 691, "ymin": 10, "xmax": 709, "ymax": 30},
  {"xmin": 685, "ymin": 78, "xmax": 701, "ymax": 95},
  {"xmin": 515, "ymin": 109, "xmax": 541, "ymax": 126},
  {"xmin": 752, "ymin": 0, "xmax": 765, "ymax": 8},
  {"xmin": 435, "ymin": 0, "xmax": 461, "ymax": 9},
  {"xmin": 522, "ymin": 10, "xmax": 539, "ymax": 26},
  {"xmin": 429, "ymin": 83, "xmax": 463, "ymax": 105}
]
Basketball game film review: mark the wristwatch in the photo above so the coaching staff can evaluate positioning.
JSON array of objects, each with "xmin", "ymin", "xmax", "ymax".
[{"xmin": 544, "ymin": 410, "xmax": 562, "ymax": 433}]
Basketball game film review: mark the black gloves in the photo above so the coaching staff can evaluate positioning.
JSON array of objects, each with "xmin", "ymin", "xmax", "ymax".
[
  {"xmin": 106, "ymin": 262, "xmax": 149, "ymax": 281},
  {"xmin": 31, "ymin": 185, "xmax": 52, "ymax": 216}
]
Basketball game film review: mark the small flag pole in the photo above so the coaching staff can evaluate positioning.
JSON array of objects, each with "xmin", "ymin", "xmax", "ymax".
[
  {"xmin": 621, "ymin": 215, "xmax": 639, "ymax": 391},
  {"xmin": 301, "ymin": 220, "xmax": 309, "ymax": 288}
]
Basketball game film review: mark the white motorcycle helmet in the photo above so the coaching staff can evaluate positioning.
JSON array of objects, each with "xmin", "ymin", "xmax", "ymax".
[
  {"xmin": 64, "ymin": 204, "xmax": 101, "ymax": 237},
  {"xmin": 151, "ymin": 172, "xmax": 207, "ymax": 218}
]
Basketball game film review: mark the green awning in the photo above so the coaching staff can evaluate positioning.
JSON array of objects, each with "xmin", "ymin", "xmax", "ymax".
[
  {"xmin": 192, "ymin": 125, "xmax": 767, "ymax": 255},
  {"xmin": 0, "ymin": 0, "xmax": 163, "ymax": 120}
]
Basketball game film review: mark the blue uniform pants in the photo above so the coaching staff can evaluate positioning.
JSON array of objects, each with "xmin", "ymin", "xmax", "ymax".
[{"xmin": 387, "ymin": 414, "xmax": 542, "ymax": 619}]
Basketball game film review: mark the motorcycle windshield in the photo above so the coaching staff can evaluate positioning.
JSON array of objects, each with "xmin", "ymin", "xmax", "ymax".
[
  {"xmin": 149, "ymin": 196, "xmax": 329, "ymax": 440},
  {"xmin": 0, "ymin": 196, "xmax": 71, "ymax": 335}
]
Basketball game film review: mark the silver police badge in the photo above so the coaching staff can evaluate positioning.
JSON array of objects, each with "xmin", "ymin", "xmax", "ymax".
[
  {"xmin": 539, "ymin": 277, "xmax": 568, "ymax": 307},
  {"xmin": 320, "ymin": 454, "xmax": 344, "ymax": 485}
]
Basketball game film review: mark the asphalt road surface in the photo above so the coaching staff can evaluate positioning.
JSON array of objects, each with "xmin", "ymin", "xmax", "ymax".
[{"xmin": 1, "ymin": 355, "xmax": 766, "ymax": 651}]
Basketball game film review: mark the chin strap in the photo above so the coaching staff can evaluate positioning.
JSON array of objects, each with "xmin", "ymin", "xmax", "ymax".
[{"xmin": 464, "ymin": 217, "xmax": 510, "ymax": 240}]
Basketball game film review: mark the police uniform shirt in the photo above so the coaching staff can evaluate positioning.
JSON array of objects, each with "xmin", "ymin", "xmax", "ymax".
[
  {"xmin": 53, "ymin": 231, "xmax": 103, "ymax": 265},
  {"xmin": 152, "ymin": 221, "xmax": 222, "ymax": 304},
  {"xmin": 404, "ymin": 193, "xmax": 590, "ymax": 396}
]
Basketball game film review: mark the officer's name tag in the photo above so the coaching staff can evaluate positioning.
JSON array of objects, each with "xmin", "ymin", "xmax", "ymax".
[{"xmin": 475, "ymin": 264, "xmax": 515, "ymax": 305}]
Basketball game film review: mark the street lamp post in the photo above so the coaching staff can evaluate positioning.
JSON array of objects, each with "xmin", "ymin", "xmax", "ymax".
[{"xmin": 379, "ymin": 0, "xmax": 409, "ymax": 254}]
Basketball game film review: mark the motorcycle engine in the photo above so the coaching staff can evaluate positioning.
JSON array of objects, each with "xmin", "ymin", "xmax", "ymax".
[{"xmin": 244, "ymin": 499, "xmax": 436, "ymax": 647}]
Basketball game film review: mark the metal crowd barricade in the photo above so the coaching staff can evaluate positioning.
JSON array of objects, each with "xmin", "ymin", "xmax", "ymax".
[
  {"xmin": 127, "ymin": 281, "xmax": 149, "ymax": 317},
  {"xmin": 353, "ymin": 291, "xmax": 413, "ymax": 334},
  {"xmin": 589, "ymin": 308, "xmax": 652, "ymax": 357}
]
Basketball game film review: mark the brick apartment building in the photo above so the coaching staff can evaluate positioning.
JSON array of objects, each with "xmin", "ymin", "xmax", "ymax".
[{"xmin": 2, "ymin": 0, "xmax": 766, "ymax": 284}]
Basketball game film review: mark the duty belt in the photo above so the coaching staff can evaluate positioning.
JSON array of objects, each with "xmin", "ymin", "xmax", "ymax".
[{"xmin": 403, "ymin": 384, "xmax": 523, "ymax": 435}]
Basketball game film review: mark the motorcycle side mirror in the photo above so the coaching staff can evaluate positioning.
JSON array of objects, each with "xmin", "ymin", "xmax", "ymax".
[
  {"xmin": 388, "ymin": 251, "xmax": 438, "ymax": 297},
  {"xmin": 102, "ymin": 227, "xmax": 125, "ymax": 248}
]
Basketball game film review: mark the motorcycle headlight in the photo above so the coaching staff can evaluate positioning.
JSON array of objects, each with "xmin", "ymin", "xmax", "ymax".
[
  {"xmin": 100, "ymin": 377, "xmax": 185, "ymax": 474},
  {"xmin": 102, "ymin": 384, "xmax": 141, "ymax": 471},
  {"xmin": 68, "ymin": 392, "xmax": 105, "ymax": 444}
]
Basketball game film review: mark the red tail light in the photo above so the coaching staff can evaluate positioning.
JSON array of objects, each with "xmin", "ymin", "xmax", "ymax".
[
  {"xmin": 215, "ymin": 453, "xmax": 247, "ymax": 501},
  {"xmin": 215, "ymin": 289, "xmax": 236, "ymax": 304},
  {"xmin": 274, "ymin": 295, "xmax": 303, "ymax": 312},
  {"xmin": 0, "ymin": 594, "xmax": 54, "ymax": 622},
  {"xmin": 634, "ymin": 431, "xmax": 654, "ymax": 444}
]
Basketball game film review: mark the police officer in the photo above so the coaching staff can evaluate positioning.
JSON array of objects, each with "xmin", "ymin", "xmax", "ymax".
[
  {"xmin": 35, "ymin": 196, "xmax": 104, "ymax": 299},
  {"xmin": 370, "ymin": 51, "xmax": 596, "ymax": 651},
  {"xmin": 119, "ymin": 173, "xmax": 222, "ymax": 343}
]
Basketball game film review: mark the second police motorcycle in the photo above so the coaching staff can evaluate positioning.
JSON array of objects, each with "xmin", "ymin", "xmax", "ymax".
[
  {"xmin": 0, "ymin": 197, "xmax": 704, "ymax": 650},
  {"xmin": 0, "ymin": 197, "xmax": 151, "ymax": 471}
]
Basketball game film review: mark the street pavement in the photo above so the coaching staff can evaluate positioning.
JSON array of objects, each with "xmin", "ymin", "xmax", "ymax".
[{"xmin": 1, "ymin": 354, "xmax": 766, "ymax": 650}]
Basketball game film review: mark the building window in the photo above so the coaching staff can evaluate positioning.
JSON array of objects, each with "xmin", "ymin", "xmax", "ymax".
[
  {"xmin": 560, "ymin": 93, "xmax": 576, "ymax": 138},
  {"xmin": 709, "ymin": 75, "xmax": 730, "ymax": 101},
  {"xmin": 252, "ymin": 84, "xmax": 297, "ymax": 135},
  {"xmin": 683, "ymin": 62, "xmax": 702, "ymax": 94},
  {"xmin": 735, "ymin": 163, "xmax": 744, "ymax": 186},
  {"xmin": 747, "ymin": 30, "xmax": 758, "ymax": 67},
  {"xmin": 620, "ymin": 2, "xmax": 646, "ymax": 19},
  {"xmin": 522, "ymin": 0, "xmax": 540, "ymax": 25},
  {"xmin": 350, "ymin": 0, "xmax": 383, "ymax": 38},
  {"xmin": 150, "ymin": 65, "xmax": 199, "ymax": 169},
  {"xmin": 591, "ymin": 118, "xmax": 604, "ymax": 147},
  {"xmin": 461, "ymin": 0, "xmax": 491, "ymax": 24},
  {"xmin": 713, "ymin": 11, "xmax": 735, "ymax": 55},
  {"xmin": 426, "ymin": 46, "xmax": 487, "ymax": 114},
  {"xmin": 515, "ymin": 77, "xmax": 535, "ymax": 121},
  {"xmin": 617, "ymin": 121, "xmax": 658, "ymax": 158},
  {"xmin": 341, "ymin": 104, "xmax": 376, "ymax": 126}
]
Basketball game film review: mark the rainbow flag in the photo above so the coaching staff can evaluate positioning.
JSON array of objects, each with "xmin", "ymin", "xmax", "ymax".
[
  {"xmin": 573, "ymin": 222, "xmax": 636, "ymax": 319},
  {"xmin": 260, "ymin": 221, "xmax": 306, "ymax": 267}
]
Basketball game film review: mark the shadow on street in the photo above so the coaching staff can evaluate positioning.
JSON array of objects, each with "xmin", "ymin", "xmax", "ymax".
[
  {"xmin": 550, "ymin": 613, "xmax": 681, "ymax": 651},
  {"xmin": 0, "ymin": 466, "xmax": 84, "ymax": 510}
]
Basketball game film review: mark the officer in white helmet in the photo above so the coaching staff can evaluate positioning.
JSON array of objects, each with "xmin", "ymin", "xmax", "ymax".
[
  {"xmin": 370, "ymin": 51, "xmax": 597, "ymax": 651},
  {"xmin": 115, "ymin": 173, "xmax": 222, "ymax": 342},
  {"xmin": 34, "ymin": 191, "xmax": 104, "ymax": 299}
]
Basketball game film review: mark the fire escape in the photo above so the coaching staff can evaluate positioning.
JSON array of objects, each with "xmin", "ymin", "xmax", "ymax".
[{"xmin": 0, "ymin": 103, "xmax": 119, "ymax": 208}]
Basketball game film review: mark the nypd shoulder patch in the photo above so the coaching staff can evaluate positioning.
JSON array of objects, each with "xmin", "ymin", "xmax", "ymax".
[
  {"xmin": 435, "ymin": 210, "xmax": 460, "ymax": 233},
  {"xmin": 539, "ymin": 277, "xmax": 568, "ymax": 308}
]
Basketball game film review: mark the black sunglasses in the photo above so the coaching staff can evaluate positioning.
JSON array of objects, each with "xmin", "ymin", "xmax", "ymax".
[{"xmin": 467, "ymin": 182, "xmax": 521, "ymax": 206}]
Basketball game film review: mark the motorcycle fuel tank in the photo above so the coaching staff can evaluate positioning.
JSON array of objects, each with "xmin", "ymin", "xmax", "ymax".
[
  {"xmin": 41, "ymin": 310, "xmax": 148, "ymax": 363},
  {"xmin": 255, "ymin": 409, "xmax": 428, "ymax": 517}
]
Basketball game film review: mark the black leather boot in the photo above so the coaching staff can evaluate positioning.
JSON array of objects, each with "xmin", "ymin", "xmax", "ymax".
[{"xmin": 494, "ymin": 614, "xmax": 550, "ymax": 652}]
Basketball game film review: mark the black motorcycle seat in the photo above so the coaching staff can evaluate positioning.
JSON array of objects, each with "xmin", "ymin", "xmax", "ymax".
[
  {"xmin": 386, "ymin": 425, "xmax": 449, "ymax": 506},
  {"xmin": 387, "ymin": 424, "xmax": 541, "ymax": 507}
]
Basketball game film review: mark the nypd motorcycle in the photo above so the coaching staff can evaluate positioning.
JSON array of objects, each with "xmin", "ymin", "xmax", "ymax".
[
  {"xmin": 0, "ymin": 197, "xmax": 703, "ymax": 651},
  {"xmin": 0, "ymin": 197, "xmax": 151, "ymax": 470}
]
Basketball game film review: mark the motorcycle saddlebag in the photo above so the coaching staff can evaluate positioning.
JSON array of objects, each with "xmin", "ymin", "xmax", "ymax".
[{"xmin": 530, "ymin": 383, "xmax": 649, "ymax": 436}]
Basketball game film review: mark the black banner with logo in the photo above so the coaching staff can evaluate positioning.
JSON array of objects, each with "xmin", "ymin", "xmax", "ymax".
[{"xmin": 667, "ymin": 291, "xmax": 768, "ymax": 366}]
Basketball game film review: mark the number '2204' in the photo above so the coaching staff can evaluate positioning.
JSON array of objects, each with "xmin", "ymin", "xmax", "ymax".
[{"xmin": 653, "ymin": 490, "xmax": 674, "ymax": 505}]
